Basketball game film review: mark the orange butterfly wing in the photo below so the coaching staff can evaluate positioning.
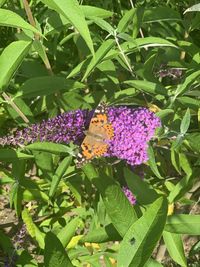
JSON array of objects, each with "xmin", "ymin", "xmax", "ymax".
[{"xmin": 76, "ymin": 102, "xmax": 114, "ymax": 167}]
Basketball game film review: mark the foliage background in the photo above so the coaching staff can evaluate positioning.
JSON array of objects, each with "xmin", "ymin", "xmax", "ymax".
[{"xmin": 0, "ymin": 0, "xmax": 200, "ymax": 266}]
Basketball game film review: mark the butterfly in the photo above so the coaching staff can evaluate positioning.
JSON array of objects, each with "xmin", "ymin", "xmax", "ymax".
[{"xmin": 76, "ymin": 102, "xmax": 114, "ymax": 168}]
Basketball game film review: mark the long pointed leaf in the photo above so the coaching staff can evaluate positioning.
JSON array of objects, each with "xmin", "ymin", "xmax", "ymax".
[
  {"xmin": 118, "ymin": 197, "xmax": 168, "ymax": 267},
  {"xmin": 44, "ymin": 232, "xmax": 74, "ymax": 267},
  {"xmin": 83, "ymin": 164, "xmax": 138, "ymax": 237},
  {"xmin": 165, "ymin": 214, "xmax": 200, "ymax": 235},
  {"xmin": 0, "ymin": 8, "xmax": 42, "ymax": 36},
  {"xmin": 49, "ymin": 156, "xmax": 72, "ymax": 198},
  {"xmin": 163, "ymin": 231, "xmax": 187, "ymax": 267},
  {"xmin": 82, "ymin": 39, "xmax": 115, "ymax": 81},
  {"xmin": 41, "ymin": 0, "xmax": 94, "ymax": 55},
  {"xmin": 0, "ymin": 40, "xmax": 31, "ymax": 91}
]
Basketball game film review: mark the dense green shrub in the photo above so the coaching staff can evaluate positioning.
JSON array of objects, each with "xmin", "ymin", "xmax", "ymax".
[{"xmin": 0, "ymin": 0, "xmax": 199, "ymax": 266}]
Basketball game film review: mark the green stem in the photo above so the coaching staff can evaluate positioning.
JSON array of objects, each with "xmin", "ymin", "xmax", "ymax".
[{"xmin": 2, "ymin": 92, "xmax": 29, "ymax": 124}]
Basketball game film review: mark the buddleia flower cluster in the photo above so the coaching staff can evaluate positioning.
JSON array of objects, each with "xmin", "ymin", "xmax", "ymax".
[
  {"xmin": 0, "ymin": 106, "xmax": 161, "ymax": 166},
  {"xmin": 107, "ymin": 107, "xmax": 161, "ymax": 165},
  {"xmin": 122, "ymin": 186, "xmax": 136, "ymax": 205}
]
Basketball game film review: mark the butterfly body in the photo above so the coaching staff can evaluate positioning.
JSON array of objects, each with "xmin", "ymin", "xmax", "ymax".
[{"xmin": 76, "ymin": 102, "xmax": 114, "ymax": 167}]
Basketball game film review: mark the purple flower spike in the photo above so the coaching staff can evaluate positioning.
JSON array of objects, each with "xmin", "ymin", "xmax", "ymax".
[
  {"xmin": 0, "ymin": 105, "xmax": 161, "ymax": 167},
  {"xmin": 106, "ymin": 107, "xmax": 161, "ymax": 166},
  {"xmin": 0, "ymin": 109, "xmax": 89, "ymax": 147},
  {"xmin": 123, "ymin": 186, "xmax": 136, "ymax": 205}
]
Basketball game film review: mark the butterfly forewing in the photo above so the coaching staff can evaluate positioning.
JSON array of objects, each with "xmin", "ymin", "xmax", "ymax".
[{"xmin": 76, "ymin": 102, "xmax": 114, "ymax": 168}]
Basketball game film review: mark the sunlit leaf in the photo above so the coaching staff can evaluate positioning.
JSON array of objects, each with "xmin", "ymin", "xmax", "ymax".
[
  {"xmin": 49, "ymin": 156, "xmax": 72, "ymax": 198},
  {"xmin": 147, "ymin": 146, "xmax": 163, "ymax": 179},
  {"xmin": 22, "ymin": 209, "xmax": 45, "ymax": 249},
  {"xmin": 26, "ymin": 142, "xmax": 74, "ymax": 155},
  {"xmin": 0, "ymin": 41, "xmax": 31, "ymax": 91},
  {"xmin": 118, "ymin": 197, "xmax": 168, "ymax": 267},
  {"xmin": 163, "ymin": 232, "xmax": 187, "ymax": 267},
  {"xmin": 0, "ymin": 8, "xmax": 42, "ymax": 36},
  {"xmin": 165, "ymin": 214, "xmax": 200, "ymax": 235},
  {"xmin": 83, "ymin": 164, "xmax": 138, "ymax": 237},
  {"xmin": 124, "ymin": 80, "xmax": 168, "ymax": 96},
  {"xmin": 82, "ymin": 39, "xmax": 115, "ymax": 81},
  {"xmin": 41, "ymin": 0, "xmax": 94, "ymax": 55},
  {"xmin": 180, "ymin": 108, "xmax": 190, "ymax": 134},
  {"xmin": 57, "ymin": 217, "xmax": 80, "ymax": 247},
  {"xmin": 184, "ymin": 3, "xmax": 200, "ymax": 14}
]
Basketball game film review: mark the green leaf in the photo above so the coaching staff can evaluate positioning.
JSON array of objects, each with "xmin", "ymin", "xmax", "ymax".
[
  {"xmin": 97, "ymin": 60, "xmax": 119, "ymax": 86},
  {"xmin": 124, "ymin": 80, "xmax": 168, "ymax": 96},
  {"xmin": 112, "ymin": 88, "xmax": 137, "ymax": 101},
  {"xmin": 118, "ymin": 9, "xmax": 136, "ymax": 33},
  {"xmin": 177, "ymin": 96, "xmax": 200, "ymax": 109},
  {"xmin": 168, "ymin": 170, "xmax": 196, "ymax": 203},
  {"xmin": 0, "ymin": 40, "xmax": 32, "ymax": 91},
  {"xmin": 9, "ymin": 182, "xmax": 19, "ymax": 208},
  {"xmin": 22, "ymin": 209, "xmax": 36, "ymax": 237},
  {"xmin": 0, "ymin": 149, "xmax": 33, "ymax": 161},
  {"xmin": 11, "ymin": 161, "xmax": 25, "ymax": 217},
  {"xmin": 33, "ymin": 151, "xmax": 54, "ymax": 178},
  {"xmin": 184, "ymin": 3, "xmax": 200, "ymax": 14},
  {"xmin": 143, "ymin": 7, "xmax": 181, "ymax": 23},
  {"xmin": 83, "ymin": 164, "xmax": 138, "ymax": 237},
  {"xmin": 26, "ymin": 142, "xmax": 74, "ymax": 155},
  {"xmin": 176, "ymin": 40, "xmax": 199, "ymax": 59},
  {"xmin": 174, "ymin": 70, "xmax": 200, "ymax": 98},
  {"xmin": 121, "ymin": 37, "xmax": 178, "ymax": 52},
  {"xmin": 186, "ymin": 132, "xmax": 200, "ymax": 153},
  {"xmin": 163, "ymin": 231, "xmax": 187, "ymax": 267},
  {"xmin": 124, "ymin": 167, "xmax": 158, "ymax": 205},
  {"xmin": 147, "ymin": 146, "xmax": 163, "ymax": 179},
  {"xmin": 0, "ymin": 230, "xmax": 13, "ymax": 254},
  {"xmin": 180, "ymin": 108, "xmax": 190, "ymax": 134},
  {"xmin": 33, "ymin": 40, "xmax": 48, "ymax": 64},
  {"xmin": 132, "ymin": 7, "xmax": 143, "ymax": 38},
  {"xmin": 44, "ymin": 232, "xmax": 74, "ymax": 267},
  {"xmin": 0, "ymin": 0, "xmax": 7, "ymax": 7},
  {"xmin": 144, "ymin": 258, "xmax": 164, "ymax": 267},
  {"xmin": 165, "ymin": 214, "xmax": 200, "ymax": 235},
  {"xmin": 15, "ymin": 251, "xmax": 37, "ymax": 266},
  {"xmin": 82, "ymin": 39, "xmax": 115, "ymax": 81},
  {"xmin": 156, "ymin": 109, "xmax": 174, "ymax": 119},
  {"xmin": 57, "ymin": 217, "xmax": 80, "ymax": 247},
  {"xmin": 0, "ymin": 8, "xmax": 42, "ymax": 36},
  {"xmin": 49, "ymin": 156, "xmax": 72, "ymax": 198},
  {"xmin": 23, "ymin": 189, "xmax": 49, "ymax": 202},
  {"xmin": 118, "ymin": 197, "xmax": 168, "ymax": 267},
  {"xmin": 22, "ymin": 209, "xmax": 45, "ymax": 249},
  {"xmin": 67, "ymin": 57, "xmax": 91, "ymax": 78},
  {"xmin": 12, "ymin": 159, "xmax": 25, "ymax": 182},
  {"xmin": 190, "ymin": 240, "xmax": 200, "ymax": 257},
  {"xmin": 91, "ymin": 17, "xmax": 114, "ymax": 34},
  {"xmin": 6, "ymin": 96, "xmax": 34, "ymax": 123},
  {"xmin": 16, "ymin": 76, "xmax": 85, "ymax": 98},
  {"xmin": 41, "ymin": 0, "xmax": 94, "ymax": 55},
  {"xmin": 0, "ymin": 172, "xmax": 14, "ymax": 184},
  {"xmin": 80, "ymin": 223, "xmax": 121, "ymax": 243},
  {"xmin": 170, "ymin": 149, "xmax": 181, "ymax": 174},
  {"xmin": 171, "ymin": 134, "xmax": 184, "ymax": 152},
  {"xmin": 179, "ymin": 153, "xmax": 192, "ymax": 177},
  {"xmin": 81, "ymin": 5, "xmax": 113, "ymax": 19}
]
